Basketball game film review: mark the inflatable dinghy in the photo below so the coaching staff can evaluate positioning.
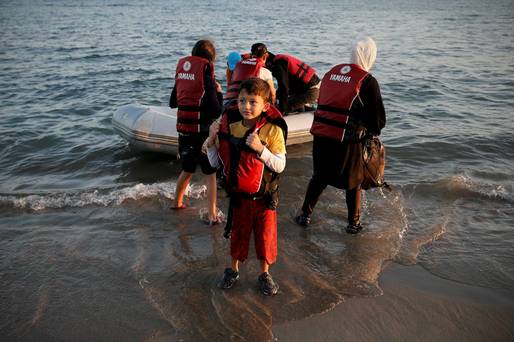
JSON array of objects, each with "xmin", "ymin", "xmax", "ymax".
[{"xmin": 113, "ymin": 104, "xmax": 314, "ymax": 155}]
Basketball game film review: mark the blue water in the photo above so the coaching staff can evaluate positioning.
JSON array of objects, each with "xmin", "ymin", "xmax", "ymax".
[{"xmin": 1, "ymin": 0, "xmax": 513, "ymax": 340}]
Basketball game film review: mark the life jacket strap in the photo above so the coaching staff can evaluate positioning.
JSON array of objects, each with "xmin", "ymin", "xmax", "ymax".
[
  {"xmin": 312, "ymin": 115, "xmax": 348, "ymax": 129},
  {"xmin": 178, "ymin": 105, "xmax": 201, "ymax": 112},
  {"xmin": 177, "ymin": 117, "xmax": 201, "ymax": 124},
  {"xmin": 316, "ymin": 104, "xmax": 350, "ymax": 115}
]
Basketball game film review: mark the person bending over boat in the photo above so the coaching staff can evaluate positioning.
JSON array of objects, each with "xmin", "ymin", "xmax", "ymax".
[
  {"xmin": 205, "ymin": 78, "xmax": 287, "ymax": 295},
  {"xmin": 295, "ymin": 36, "xmax": 386, "ymax": 234},
  {"xmin": 169, "ymin": 39, "xmax": 223, "ymax": 224},
  {"xmin": 223, "ymin": 45, "xmax": 276, "ymax": 116},
  {"xmin": 256, "ymin": 43, "xmax": 321, "ymax": 115}
]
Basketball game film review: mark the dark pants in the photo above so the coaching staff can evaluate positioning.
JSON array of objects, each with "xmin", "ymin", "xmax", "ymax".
[
  {"xmin": 287, "ymin": 87, "xmax": 320, "ymax": 113},
  {"xmin": 301, "ymin": 175, "xmax": 361, "ymax": 225}
]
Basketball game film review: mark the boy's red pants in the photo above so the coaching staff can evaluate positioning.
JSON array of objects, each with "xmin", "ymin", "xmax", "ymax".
[{"xmin": 230, "ymin": 197, "xmax": 277, "ymax": 265}]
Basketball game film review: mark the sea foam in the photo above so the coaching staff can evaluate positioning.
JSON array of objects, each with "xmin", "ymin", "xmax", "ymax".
[{"xmin": 0, "ymin": 182, "xmax": 207, "ymax": 211}]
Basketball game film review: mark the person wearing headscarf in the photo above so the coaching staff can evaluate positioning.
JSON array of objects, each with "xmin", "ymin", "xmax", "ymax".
[{"xmin": 295, "ymin": 37, "xmax": 386, "ymax": 234}]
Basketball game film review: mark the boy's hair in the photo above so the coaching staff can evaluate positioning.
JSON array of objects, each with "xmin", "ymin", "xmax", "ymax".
[
  {"xmin": 251, "ymin": 43, "xmax": 268, "ymax": 58},
  {"xmin": 239, "ymin": 78, "xmax": 272, "ymax": 103},
  {"xmin": 192, "ymin": 39, "xmax": 216, "ymax": 62}
]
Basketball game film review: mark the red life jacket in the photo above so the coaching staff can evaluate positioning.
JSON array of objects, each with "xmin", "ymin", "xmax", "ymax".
[
  {"xmin": 175, "ymin": 56, "xmax": 214, "ymax": 134},
  {"xmin": 218, "ymin": 105, "xmax": 287, "ymax": 197},
  {"xmin": 310, "ymin": 64, "xmax": 369, "ymax": 141},
  {"xmin": 274, "ymin": 54, "xmax": 316, "ymax": 85},
  {"xmin": 224, "ymin": 57, "xmax": 265, "ymax": 108}
]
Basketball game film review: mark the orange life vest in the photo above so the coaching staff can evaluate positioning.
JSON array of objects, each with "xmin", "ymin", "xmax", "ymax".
[{"xmin": 310, "ymin": 63, "xmax": 369, "ymax": 141}]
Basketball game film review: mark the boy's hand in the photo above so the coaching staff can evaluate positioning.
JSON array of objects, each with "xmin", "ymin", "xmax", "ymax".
[
  {"xmin": 201, "ymin": 121, "xmax": 219, "ymax": 154},
  {"xmin": 246, "ymin": 132, "xmax": 264, "ymax": 155},
  {"xmin": 201, "ymin": 138, "xmax": 210, "ymax": 154}
]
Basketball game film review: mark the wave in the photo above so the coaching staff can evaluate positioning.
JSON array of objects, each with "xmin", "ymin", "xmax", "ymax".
[
  {"xmin": 402, "ymin": 174, "xmax": 513, "ymax": 203},
  {"xmin": 0, "ymin": 182, "xmax": 207, "ymax": 211},
  {"xmin": 438, "ymin": 174, "xmax": 512, "ymax": 202}
]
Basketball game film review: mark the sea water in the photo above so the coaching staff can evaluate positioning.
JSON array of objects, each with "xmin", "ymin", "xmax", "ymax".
[{"xmin": 1, "ymin": 0, "xmax": 513, "ymax": 340}]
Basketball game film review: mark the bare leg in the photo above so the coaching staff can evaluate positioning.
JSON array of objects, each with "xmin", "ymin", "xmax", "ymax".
[
  {"xmin": 172, "ymin": 171, "xmax": 193, "ymax": 207},
  {"xmin": 205, "ymin": 173, "xmax": 217, "ymax": 220},
  {"xmin": 230, "ymin": 257, "xmax": 240, "ymax": 272},
  {"xmin": 260, "ymin": 260, "xmax": 269, "ymax": 274}
]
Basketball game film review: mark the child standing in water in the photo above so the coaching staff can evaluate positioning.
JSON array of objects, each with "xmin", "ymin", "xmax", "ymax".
[{"xmin": 204, "ymin": 78, "xmax": 287, "ymax": 296}]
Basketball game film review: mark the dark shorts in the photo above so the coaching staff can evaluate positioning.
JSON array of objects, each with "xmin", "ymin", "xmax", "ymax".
[
  {"xmin": 178, "ymin": 133, "xmax": 217, "ymax": 175},
  {"xmin": 287, "ymin": 86, "xmax": 320, "ymax": 113}
]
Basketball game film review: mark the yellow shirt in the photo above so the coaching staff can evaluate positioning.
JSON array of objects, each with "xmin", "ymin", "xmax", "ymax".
[{"xmin": 229, "ymin": 120, "xmax": 286, "ymax": 155}]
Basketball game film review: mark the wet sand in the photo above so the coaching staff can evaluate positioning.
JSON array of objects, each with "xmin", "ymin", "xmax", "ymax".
[{"xmin": 273, "ymin": 263, "xmax": 514, "ymax": 341}]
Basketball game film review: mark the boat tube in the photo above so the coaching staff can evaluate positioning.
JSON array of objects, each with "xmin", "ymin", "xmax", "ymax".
[{"xmin": 112, "ymin": 104, "xmax": 314, "ymax": 155}]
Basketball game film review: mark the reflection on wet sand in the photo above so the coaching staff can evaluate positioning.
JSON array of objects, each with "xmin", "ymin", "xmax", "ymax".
[{"xmin": 124, "ymin": 183, "xmax": 408, "ymax": 340}]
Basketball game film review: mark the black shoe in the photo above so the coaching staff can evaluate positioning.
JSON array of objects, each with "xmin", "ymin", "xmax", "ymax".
[
  {"xmin": 218, "ymin": 268, "xmax": 239, "ymax": 289},
  {"xmin": 295, "ymin": 214, "xmax": 311, "ymax": 227},
  {"xmin": 345, "ymin": 223, "xmax": 363, "ymax": 234},
  {"xmin": 223, "ymin": 229, "xmax": 231, "ymax": 239},
  {"xmin": 258, "ymin": 272, "xmax": 279, "ymax": 296}
]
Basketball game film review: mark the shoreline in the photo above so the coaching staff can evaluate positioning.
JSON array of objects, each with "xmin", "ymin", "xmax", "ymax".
[{"xmin": 273, "ymin": 263, "xmax": 514, "ymax": 341}]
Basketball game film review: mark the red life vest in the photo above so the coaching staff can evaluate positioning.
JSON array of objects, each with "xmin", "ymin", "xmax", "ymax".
[
  {"xmin": 310, "ymin": 64, "xmax": 369, "ymax": 141},
  {"xmin": 224, "ymin": 57, "xmax": 265, "ymax": 108},
  {"xmin": 218, "ymin": 105, "xmax": 287, "ymax": 196},
  {"xmin": 175, "ymin": 56, "xmax": 214, "ymax": 134},
  {"xmin": 274, "ymin": 54, "xmax": 316, "ymax": 85}
]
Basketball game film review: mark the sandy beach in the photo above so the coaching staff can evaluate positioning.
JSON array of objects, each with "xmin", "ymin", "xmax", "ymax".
[{"xmin": 274, "ymin": 263, "xmax": 514, "ymax": 341}]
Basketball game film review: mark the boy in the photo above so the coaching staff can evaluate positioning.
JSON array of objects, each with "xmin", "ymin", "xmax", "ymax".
[{"xmin": 204, "ymin": 78, "xmax": 287, "ymax": 296}]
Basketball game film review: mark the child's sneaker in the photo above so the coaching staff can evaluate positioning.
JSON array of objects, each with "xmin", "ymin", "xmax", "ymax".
[
  {"xmin": 258, "ymin": 272, "xmax": 279, "ymax": 296},
  {"xmin": 294, "ymin": 214, "xmax": 311, "ymax": 227},
  {"xmin": 218, "ymin": 268, "xmax": 239, "ymax": 289},
  {"xmin": 345, "ymin": 223, "xmax": 363, "ymax": 234}
]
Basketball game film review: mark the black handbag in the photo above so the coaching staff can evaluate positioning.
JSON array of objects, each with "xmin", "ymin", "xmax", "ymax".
[{"xmin": 361, "ymin": 136, "xmax": 387, "ymax": 190}]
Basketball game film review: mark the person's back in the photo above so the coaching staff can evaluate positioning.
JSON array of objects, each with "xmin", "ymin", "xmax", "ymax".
[
  {"xmin": 169, "ymin": 39, "xmax": 223, "ymax": 224},
  {"xmin": 224, "ymin": 57, "xmax": 267, "ymax": 109},
  {"xmin": 223, "ymin": 48, "xmax": 276, "ymax": 112},
  {"xmin": 295, "ymin": 36, "xmax": 386, "ymax": 234},
  {"xmin": 264, "ymin": 50, "xmax": 320, "ymax": 114}
]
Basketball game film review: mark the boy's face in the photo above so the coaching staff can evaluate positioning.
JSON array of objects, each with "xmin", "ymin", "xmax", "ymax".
[{"xmin": 238, "ymin": 89, "xmax": 270, "ymax": 121}]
